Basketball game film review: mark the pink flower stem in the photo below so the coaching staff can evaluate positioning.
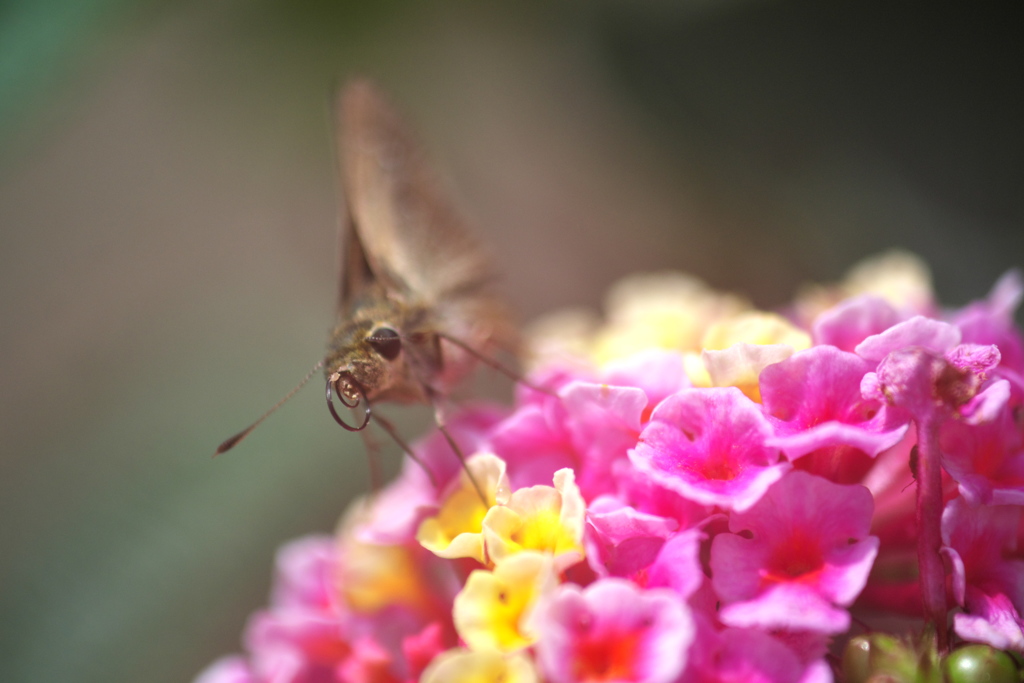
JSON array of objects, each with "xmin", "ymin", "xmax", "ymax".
[{"xmin": 915, "ymin": 414, "xmax": 948, "ymax": 652}]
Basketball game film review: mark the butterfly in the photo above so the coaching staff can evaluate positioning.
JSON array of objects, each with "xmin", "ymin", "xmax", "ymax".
[{"xmin": 217, "ymin": 80, "xmax": 520, "ymax": 491}]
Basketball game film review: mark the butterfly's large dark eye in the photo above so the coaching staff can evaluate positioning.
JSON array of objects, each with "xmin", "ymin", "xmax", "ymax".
[{"xmin": 367, "ymin": 327, "xmax": 402, "ymax": 361}]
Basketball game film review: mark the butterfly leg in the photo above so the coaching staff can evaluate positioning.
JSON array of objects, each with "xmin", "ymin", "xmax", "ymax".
[
  {"xmin": 372, "ymin": 412, "xmax": 440, "ymax": 490},
  {"xmin": 427, "ymin": 389, "xmax": 488, "ymax": 504},
  {"xmin": 358, "ymin": 425, "xmax": 384, "ymax": 492}
]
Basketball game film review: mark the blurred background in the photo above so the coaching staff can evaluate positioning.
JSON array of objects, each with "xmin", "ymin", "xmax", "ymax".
[{"xmin": 0, "ymin": 1, "xmax": 1020, "ymax": 681}]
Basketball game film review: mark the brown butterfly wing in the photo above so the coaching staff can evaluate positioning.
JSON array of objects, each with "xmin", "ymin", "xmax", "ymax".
[
  {"xmin": 334, "ymin": 81, "xmax": 517, "ymax": 382},
  {"xmin": 336, "ymin": 81, "xmax": 495, "ymax": 309}
]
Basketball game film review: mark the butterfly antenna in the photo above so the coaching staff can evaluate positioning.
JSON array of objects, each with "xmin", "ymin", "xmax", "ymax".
[
  {"xmin": 214, "ymin": 360, "xmax": 324, "ymax": 456},
  {"xmin": 438, "ymin": 332, "xmax": 556, "ymax": 396}
]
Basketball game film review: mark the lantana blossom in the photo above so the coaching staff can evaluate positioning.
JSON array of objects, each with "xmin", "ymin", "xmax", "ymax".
[
  {"xmin": 530, "ymin": 578, "xmax": 695, "ymax": 683},
  {"xmin": 195, "ymin": 253, "xmax": 1024, "ymax": 683},
  {"xmin": 942, "ymin": 497, "xmax": 1024, "ymax": 652},
  {"xmin": 760, "ymin": 345, "xmax": 908, "ymax": 482},
  {"xmin": 630, "ymin": 386, "xmax": 789, "ymax": 511},
  {"xmin": 416, "ymin": 453, "xmax": 510, "ymax": 563},
  {"xmin": 710, "ymin": 470, "xmax": 879, "ymax": 634}
]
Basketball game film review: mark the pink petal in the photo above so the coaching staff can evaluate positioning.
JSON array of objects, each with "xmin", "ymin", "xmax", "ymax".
[
  {"xmin": 761, "ymin": 346, "xmax": 908, "ymax": 462},
  {"xmin": 585, "ymin": 496, "xmax": 678, "ymax": 580},
  {"xmin": 533, "ymin": 579, "xmax": 694, "ymax": 683},
  {"xmin": 645, "ymin": 529, "xmax": 706, "ymax": 600},
  {"xmin": 631, "ymin": 387, "xmax": 788, "ymax": 511},
  {"xmin": 953, "ymin": 270, "xmax": 1024, "ymax": 372},
  {"xmin": 812, "ymin": 295, "xmax": 903, "ymax": 352},
  {"xmin": 603, "ymin": 349, "xmax": 691, "ymax": 411},
  {"xmin": 489, "ymin": 402, "xmax": 577, "ymax": 489},
  {"xmin": 719, "ymin": 583, "xmax": 851, "ymax": 633},
  {"xmin": 961, "ymin": 379, "xmax": 1011, "ymax": 425},
  {"xmin": 710, "ymin": 472, "xmax": 878, "ymax": 633},
  {"xmin": 941, "ymin": 416, "xmax": 1024, "ymax": 506},
  {"xmin": 562, "ymin": 381, "xmax": 647, "ymax": 498},
  {"xmin": 193, "ymin": 657, "xmax": 255, "ymax": 683},
  {"xmin": 955, "ymin": 589, "xmax": 1024, "ymax": 652},
  {"xmin": 269, "ymin": 536, "xmax": 341, "ymax": 611},
  {"xmin": 855, "ymin": 316, "xmax": 961, "ymax": 361},
  {"xmin": 683, "ymin": 617, "xmax": 811, "ymax": 683}
]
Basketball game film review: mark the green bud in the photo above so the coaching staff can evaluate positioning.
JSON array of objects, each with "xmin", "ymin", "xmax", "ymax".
[{"xmin": 944, "ymin": 644, "xmax": 1018, "ymax": 683}]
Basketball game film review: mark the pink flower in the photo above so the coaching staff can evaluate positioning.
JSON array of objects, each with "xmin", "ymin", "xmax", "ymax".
[
  {"xmin": 761, "ymin": 346, "xmax": 908, "ymax": 482},
  {"xmin": 607, "ymin": 458, "xmax": 711, "ymax": 529},
  {"xmin": 240, "ymin": 536, "xmax": 353, "ymax": 683},
  {"xmin": 812, "ymin": 295, "xmax": 904, "ymax": 352},
  {"xmin": 941, "ymin": 407, "xmax": 1024, "ymax": 506},
  {"xmin": 855, "ymin": 316, "xmax": 962, "ymax": 361},
  {"xmin": 942, "ymin": 497, "xmax": 1024, "ymax": 652},
  {"xmin": 602, "ymin": 349, "xmax": 690, "ymax": 419},
  {"xmin": 631, "ymin": 387, "xmax": 789, "ymax": 511},
  {"xmin": 584, "ymin": 499, "xmax": 705, "ymax": 600},
  {"xmin": 585, "ymin": 496, "xmax": 679, "ymax": 580},
  {"xmin": 559, "ymin": 381, "xmax": 647, "ymax": 499},
  {"xmin": 681, "ymin": 616, "xmax": 831, "ymax": 683},
  {"xmin": 489, "ymin": 377, "xmax": 581, "ymax": 490},
  {"xmin": 953, "ymin": 270, "xmax": 1024, "ymax": 373},
  {"xmin": 193, "ymin": 657, "xmax": 254, "ymax": 683},
  {"xmin": 861, "ymin": 343, "xmax": 1009, "ymax": 427},
  {"xmin": 531, "ymin": 578, "xmax": 694, "ymax": 683},
  {"xmin": 710, "ymin": 471, "xmax": 878, "ymax": 634}
]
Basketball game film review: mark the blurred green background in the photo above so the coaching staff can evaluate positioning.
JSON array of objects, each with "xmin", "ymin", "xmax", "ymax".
[{"xmin": 1, "ymin": 1, "xmax": 1020, "ymax": 682}]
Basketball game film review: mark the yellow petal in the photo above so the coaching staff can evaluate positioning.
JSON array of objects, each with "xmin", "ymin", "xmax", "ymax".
[
  {"xmin": 593, "ymin": 272, "xmax": 748, "ymax": 362},
  {"xmin": 420, "ymin": 649, "xmax": 538, "ymax": 683},
  {"xmin": 701, "ymin": 311, "xmax": 811, "ymax": 351},
  {"xmin": 417, "ymin": 453, "xmax": 510, "ymax": 563},
  {"xmin": 702, "ymin": 343, "xmax": 795, "ymax": 402},
  {"xmin": 842, "ymin": 249, "xmax": 934, "ymax": 313},
  {"xmin": 482, "ymin": 468, "xmax": 585, "ymax": 570},
  {"xmin": 453, "ymin": 551, "xmax": 555, "ymax": 652}
]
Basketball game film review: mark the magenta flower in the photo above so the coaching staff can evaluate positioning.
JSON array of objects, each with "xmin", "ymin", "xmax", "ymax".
[
  {"xmin": 559, "ymin": 381, "xmax": 648, "ymax": 499},
  {"xmin": 585, "ymin": 498, "xmax": 705, "ymax": 599},
  {"xmin": 682, "ymin": 616, "xmax": 832, "ymax": 683},
  {"xmin": 531, "ymin": 578, "xmax": 694, "ymax": 683},
  {"xmin": 229, "ymin": 536, "xmax": 353, "ymax": 683},
  {"xmin": 953, "ymin": 270, "xmax": 1024, "ymax": 373},
  {"xmin": 585, "ymin": 495, "xmax": 679, "ymax": 580},
  {"xmin": 942, "ymin": 497, "xmax": 1024, "ymax": 652},
  {"xmin": 811, "ymin": 294, "xmax": 904, "ymax": 353},
  {"xmin": 710, "ymin": 471, "xmax": 878, "ymax": 633},
  {"xmin": 602, "ymin": 348, "xmax": 691, "ymax": 416},
  {"xmin": 941, "ymin": 407, "xmax": 1024, "ymax": 507},
  {"xmin": 194, "ymin": 658, "xmax": 253, "ymax": 683},
  {"xmin": 760, "ymin": 345, "xmax": 908, "ymax": 482},
  {"xmin": 631, "ymin": 387, "xmax": 789, "ymax": 511}
]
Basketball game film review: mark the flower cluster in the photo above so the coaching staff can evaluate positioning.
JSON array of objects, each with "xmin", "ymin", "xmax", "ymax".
[{"xmin": 197, "ymin": 253, "xmax": 1024, "ymax": 683}]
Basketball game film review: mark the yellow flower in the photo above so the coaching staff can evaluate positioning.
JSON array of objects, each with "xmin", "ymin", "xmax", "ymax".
[
  {"xmin": 417, "ymin": 453, "xmax": 510, "ymax": 563},
  {"xmin": 420, "ymin": 649, "xmax": 538, "ymax": 683},
  {"xmin": 482, "ymin": 468, "xmax": 585, "ymax": 570},
  {"xmin": 841, "ymin": 250, "xmax": 933, "ymax": 312},
  {"xmin": 794, "ymin": 250, "xmax": 935, "ymax": 323},
  {"xmin": 593, "ymin": 272, "xmax": 748, "ymax": 363},
  {"xmin": 453, "ymin": 551, "xmax": 556, "ymax": 652},
  {"xmin": 701, "ymin": 311, "xmax": 811, "ymax": 351},
  {"xmin": 701, "ymin": 343, "xmax": 795, "ymax": 402},
  {"xmin": 691, "ymin": 312, "xmax": 809, "ymax": 400}
]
